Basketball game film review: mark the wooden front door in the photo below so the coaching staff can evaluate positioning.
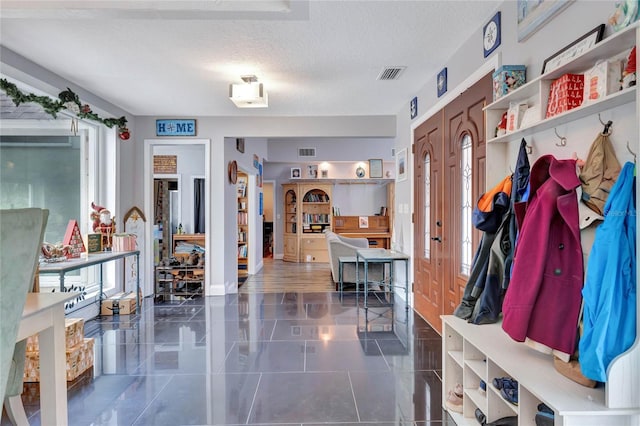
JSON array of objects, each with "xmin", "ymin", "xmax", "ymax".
[
  {"xmin": 413, "ymin": 113, "xmax": 444, "ymax": 330},
  {"xmin": 413, "ymin": 73, "xmax": 492, "ymax": 333}
]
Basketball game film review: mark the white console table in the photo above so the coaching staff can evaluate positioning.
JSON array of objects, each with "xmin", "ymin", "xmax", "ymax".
[{"xmin": 38, "ymin": 250, "xmax": 140, "ymax": 310}]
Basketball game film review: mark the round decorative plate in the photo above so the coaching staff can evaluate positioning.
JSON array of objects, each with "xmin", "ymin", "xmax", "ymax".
[
  {"xmin": 228, "ymin": 160, "xmax": 238, "ymax": 184},
  {"xmin": 356, "ymin": 166, "xmax": 365, "ymax": 178}
]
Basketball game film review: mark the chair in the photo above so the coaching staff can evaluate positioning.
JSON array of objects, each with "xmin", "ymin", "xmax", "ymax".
[
  {"xmin": 1, "ymin": 208, "xmax": 49, "ymax": 425},
  {"xmin": 324, "ymin": 231, "xmax": 384, "ymax": 290}
]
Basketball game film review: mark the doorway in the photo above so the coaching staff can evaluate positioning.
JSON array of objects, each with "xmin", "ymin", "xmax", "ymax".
[
  {"xmin": 143, "ymin": 139, "xmax": 210, "ymax": 297},
  {"xmin": 262, "ymin": 181, "xmax": 275, "ymax": 259},
  {"xmin": 153, "ymin": 177, "xmax": 180, "ymax": 261},
  {"xmin": 413, "ymin": 72, "xmax": 492, "ymax": 332}
]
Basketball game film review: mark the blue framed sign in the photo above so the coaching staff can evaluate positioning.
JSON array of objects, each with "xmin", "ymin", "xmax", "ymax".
[
  {"xmin": 156, "ymin": 119, "xmax": 197, "ymax": 136},
  {"xmin": 437, "ymin": 68, "xmax": 447, "ymax": 98}
]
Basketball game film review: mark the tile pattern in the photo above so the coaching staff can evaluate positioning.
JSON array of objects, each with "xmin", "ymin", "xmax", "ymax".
[{"xmin": 3, "ymin": 260, "xmax": 453, "ymax": 426}]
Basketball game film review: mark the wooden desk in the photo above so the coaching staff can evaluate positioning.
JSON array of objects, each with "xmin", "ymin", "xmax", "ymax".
[
  {"xmin": 38, "ymin": 251, "xmax": 140, "ymax": 310},
  {"xmin": 333, "ymin": 216, "xmax": 391, "ymax": 249},
  {"xmin": 17, "ymin": 293, "xmax": 76, "ymax": 425}
]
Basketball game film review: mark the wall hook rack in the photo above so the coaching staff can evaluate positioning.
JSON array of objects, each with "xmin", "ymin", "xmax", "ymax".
[{"xmin": 554, "ymin": 128, "xmax": 567, "ymax": 147}]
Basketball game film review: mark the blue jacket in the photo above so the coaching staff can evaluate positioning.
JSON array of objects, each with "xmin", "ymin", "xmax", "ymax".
[{"xmin": 579, "ymin": 161, "xmax": 637, "ymax": 382}]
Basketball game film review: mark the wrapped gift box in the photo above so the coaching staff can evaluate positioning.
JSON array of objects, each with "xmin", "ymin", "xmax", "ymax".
[
  {"xmin": 546, "ymin": 73, "xmax": 584, "ymax": 118},
  {"xmin": 492, "ymin": 65, "xmax": 526, "ymax": 100},
  {"xmin": 26, "ymin": 317, "xmax": 84, "ymax": 353},
  {"xmin": 24, "ymin": 337, "xmax": 94, "ymax": 382},
  {"xmin": 101, "ymin": 291, "xmax": 137, "ymax": 315}
]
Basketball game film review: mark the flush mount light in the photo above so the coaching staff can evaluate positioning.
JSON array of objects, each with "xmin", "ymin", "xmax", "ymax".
[{"xmin": 229, "ymin": 75, "xmax": 268, "ymax": 108}]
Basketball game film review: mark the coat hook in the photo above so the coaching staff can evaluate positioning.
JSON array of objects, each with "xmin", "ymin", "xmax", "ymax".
[
  {"xmin": 626, "ymin": 141, "xmax": 637, "ymax": 163},
  {"xmin": 554, "ymin": 128, "xmax": 567, "ymax": 147},
  {"xmin": 598, "ymin": 113, "xmax": 613, "ymax": 135},
  {"xmin": 526, "ymin": 144, "xmax": 533, "ymax": 154}
]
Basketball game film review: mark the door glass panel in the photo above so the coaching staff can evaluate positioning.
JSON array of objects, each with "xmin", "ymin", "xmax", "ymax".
[
  {"xmin": 460, "ymin": 134, "xmax": 472, "ymax": 276},
  {"xmin": 423, "ymin": 153, "xmax": 431, "ymax": 259}
]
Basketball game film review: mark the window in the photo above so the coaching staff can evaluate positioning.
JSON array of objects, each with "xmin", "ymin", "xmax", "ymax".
[
  {"xmin": 0, "ymin": 134, "xmax": 81, "ymax": 243},
  {"xmin": 0, "ymin": 118, "xmax": 113, "ymax": 311},
  {"xmin": 423, "ymin": 152, "xmax": 431, "ymax": 259},
  {"xmin": 460, "ymin": 134, "xmax": 473, "ymax": 276}
]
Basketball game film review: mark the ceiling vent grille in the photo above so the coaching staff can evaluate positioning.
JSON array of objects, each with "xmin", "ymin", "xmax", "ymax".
[
  {"xmin": 377, "ymin": 66, "xmax": 406, "ymax": 81},
  {"xmin": 298, "ymin": 147, "xmax": 316, "ymax": 157}
]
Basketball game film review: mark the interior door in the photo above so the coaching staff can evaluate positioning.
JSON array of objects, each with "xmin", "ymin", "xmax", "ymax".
[{"xmin": 413, "ymin": 73, "xmax": 492, "ymax": 332}]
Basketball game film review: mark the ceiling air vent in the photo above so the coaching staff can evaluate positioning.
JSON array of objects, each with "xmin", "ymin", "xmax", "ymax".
[
  {"xmin": 298, "ymin": 147, "xmax": 316, "ymax": 158},
  {"xmin": 377, "ymin": 66, "xmax": 406, "ymax": 81}
]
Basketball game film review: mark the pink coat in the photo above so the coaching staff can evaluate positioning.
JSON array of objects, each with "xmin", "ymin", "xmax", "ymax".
[{"xmin": 502, "ymin": 155, "xmax": 583, "ymax": 355}]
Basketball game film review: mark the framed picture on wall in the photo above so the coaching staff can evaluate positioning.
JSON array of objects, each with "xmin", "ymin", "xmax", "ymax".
[
  {"xmin": 291, "ymin": 167, "xmax": 301, "ymax": 179},
  {"xmin": 369, "ymin": 159, "xmax": 383, "ymax": 178},
  {"xmin": 517, "ymin": 0, "xmax": 574, "ymax": 42},
  {"xmin": 396, "ymin": 149, "xmax": 407, "ymax": 182},
  {"xmin": 307, "ymin": 165, "xmax": 318, "ymax": 179}
]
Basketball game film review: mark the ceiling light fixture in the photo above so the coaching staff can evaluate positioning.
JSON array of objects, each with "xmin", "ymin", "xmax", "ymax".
[{"xmin": 229, "ymin": 75, "xmax": 268, "ymax": 108}]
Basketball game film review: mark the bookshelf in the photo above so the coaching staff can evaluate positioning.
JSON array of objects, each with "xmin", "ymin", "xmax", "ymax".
[
  {"xmin": 237, "ymin": 172, "xmax": 248, "ymax": 280},
  {"xmin": 282, "ymin": 183, "xmax": 332, "ymax": 263}
]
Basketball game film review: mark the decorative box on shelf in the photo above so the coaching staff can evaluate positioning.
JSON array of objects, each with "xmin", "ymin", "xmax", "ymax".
[
  {"xmin": 545, "ymin": 73, "xmax": 585, "ymax": 118},
  {"xmin": 492, "ymin": 65, "xmax": 526, "ymax": 100},
  {"xmin": 583, "ymin": 60, "xmax": 622, "ymax": 103}
]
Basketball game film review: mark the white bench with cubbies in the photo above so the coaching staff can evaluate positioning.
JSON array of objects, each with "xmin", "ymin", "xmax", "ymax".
[{"xmin": 442, "ymin": 315, "xmax": 640, "ymax": 426}]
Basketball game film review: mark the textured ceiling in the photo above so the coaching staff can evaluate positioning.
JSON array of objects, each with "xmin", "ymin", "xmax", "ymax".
[{"xmin": 0, "ymin": 1, "xmax": 501, "ymax": 117}]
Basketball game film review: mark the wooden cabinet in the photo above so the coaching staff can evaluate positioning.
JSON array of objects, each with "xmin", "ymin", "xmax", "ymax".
[
  {"xmin": 282, "ymin": 183, "xmax": 332, "ymax": 262},
  {"xmin": 283, "ymin": 184, "xmax": 299, "ymax": 262},
  {"xmin": 300, "ymin": 235, "xmax": 329, "ymax": 263},
  {"xmin": 237, "ymin": 172, "xmax": 249, "ymax": 278}
]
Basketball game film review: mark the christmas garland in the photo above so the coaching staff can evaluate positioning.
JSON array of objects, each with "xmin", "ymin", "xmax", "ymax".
[{"xmin": 0, "ymin": 78, "xmax": 129, "ymax": 137}]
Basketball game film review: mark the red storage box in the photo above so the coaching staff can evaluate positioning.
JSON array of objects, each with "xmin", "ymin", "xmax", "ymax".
[{"xmin": 546, "ymin": 74, "xmax": 584, "ymax": 118}]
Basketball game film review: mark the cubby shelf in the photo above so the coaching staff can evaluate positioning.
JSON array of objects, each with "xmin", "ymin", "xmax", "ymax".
[
  {"xmin": 484, "ymin": 22, "xmax": 638, "ymax": 146},
  {"xmin": 442, "ymin": 315, "xmax": 640, "ymax": 426}
]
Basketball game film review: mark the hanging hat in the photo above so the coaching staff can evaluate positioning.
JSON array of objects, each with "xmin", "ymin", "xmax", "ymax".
[{"xmin": 579, "ymin": 133, "xmax": 621, "ymax": 215}]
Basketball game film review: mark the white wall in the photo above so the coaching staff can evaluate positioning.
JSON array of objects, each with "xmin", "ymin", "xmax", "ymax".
[{"xmin": 267, "ymin": 137, "xmax": 394, "ymax": 162}]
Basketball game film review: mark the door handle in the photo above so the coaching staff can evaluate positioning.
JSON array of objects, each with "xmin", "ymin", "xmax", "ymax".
[{"xmin": 431, "ymin": 236, "xmax": 442, "ymax": 242}]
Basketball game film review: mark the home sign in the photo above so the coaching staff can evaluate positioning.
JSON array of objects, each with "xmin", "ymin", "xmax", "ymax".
[{"xmin": 156, "ymin": 119, "xmax": 197, "ymax": 136}]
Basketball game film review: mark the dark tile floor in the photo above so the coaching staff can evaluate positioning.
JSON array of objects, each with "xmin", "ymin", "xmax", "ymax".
[{"xmin": 6, "ymin": 291, "xmax": 454, "ymax": 425}]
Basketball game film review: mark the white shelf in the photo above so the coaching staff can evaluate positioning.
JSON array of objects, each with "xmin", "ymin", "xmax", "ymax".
[
  {"xmin": 486, "ymin": 22, "xmax": 638, "ymax": 112},
  {"xmin": 448, "ymin": 350, "xmax": 463, "ymax": 367},
  {"xmin": 465, "ymin": 387, "xmax": 487, "ymax": 413},
  {"xmin": 465, "ymin": 359, "xmax": 486, "ymax": 379},
  {"xmin": 487, "ymin": 87, "xmax": 636, "ymax": 144}
]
